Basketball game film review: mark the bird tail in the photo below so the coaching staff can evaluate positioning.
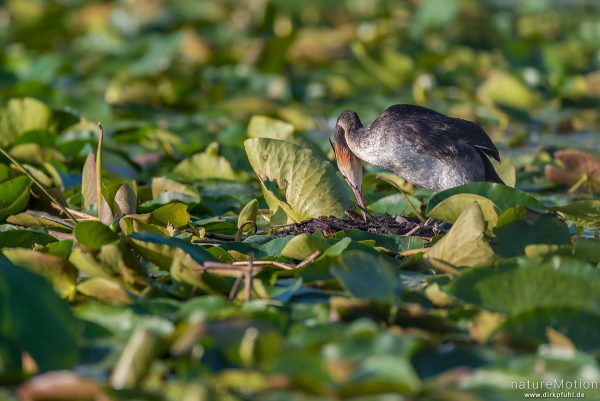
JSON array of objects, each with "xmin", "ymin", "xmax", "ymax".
[{"xmin": 482, "ymin": 156, "xmax": 505, "ymax": 185}]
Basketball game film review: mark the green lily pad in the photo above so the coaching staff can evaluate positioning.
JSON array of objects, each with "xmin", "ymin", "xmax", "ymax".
[
  {"xmin": 0, "ymin": 175, "xmax": 32, "ymax": 221},
  {"xmin": 150, "ymin": 202, "xmax": 190, "ymax": 228},
  {"xmin": 548, "ymin": 200, "xmax": 600, "ymax": 229},
  {"xmin": 498, "ymin": 307, "xmax": 600, "ymax": 352},
  {"xmin": 73, "ymin": 221, "xmax": 119, "ymax": 250},
  {"xmin": 0, "ymin": 97, "xmax": 79, "ymax": 146},
  {"xmin": 573, "ymin": 237, "xmax": 600, "ymax": 263},
  {"xmin": 426, "ymin": 202, "xmax": 496, "ymax": 267},
  {"xmin": 129, "ymin": 232, "xmax": 215, "ymax": 269},
  {"xmin": 247, "ymin": 115, "xmax": 294, "ymax": 140},
  {"xmin": 0, "ymin": 228, "xmax": 56, "ymax": 248},
  {"xmin": 426, "ymin": 193, "xmax": 500, "ymax": 227},
  {"xmin": 151, "ymin": 176, "xmax": 201, "ymax": 203},
  {"xmin": 447, "ymin": 257, "xmax": 600, "ymax": 315},
  {"xmin": 477, "ymin": 71, "xmax": 539, "ymax": 110},
  {"xmin": 77, "ymin": 277, "xmax": 132, "ymax": 304},
  {"xmin": 244, "ymin": 138, "xmax": 353, "ymax": 221},
  {"xmin": 174, "ymin": 143, "xmax": 247, "ymax": 181},
  {"xmin": 281, "ymin": 232, "xmax": 330, "ymax": 260},
  {"xmin": 492, "ymin": 214, "xmax": 571, "ymax": 257},
  {"xmin": 426, "ymin": 182, "xmax": 543, "ymax": 215},
  {"xmin": 331, "ymin": 251, "xmax": 400, "ymax": 303},
  {"xmin": 368, "ymin": 193, "xmax": 422, "ymax": 217}
]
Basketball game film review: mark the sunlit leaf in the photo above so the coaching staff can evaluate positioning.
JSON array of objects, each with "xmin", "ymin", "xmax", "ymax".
[
  {"xmin": 0, "ymin": 97, "xmax": 78, "ymax": 146},
  {"xmin": 247, "ymin": 115, "xmax": 294, "ymax": 140},
  {"xmin": 149, "ymin": 202, "xmax": 190, "ymax": 228},
  {"xmin": 426, "ymin": 202, "xmax": 496, "ymax": 267},
  {"xmin": 174, "ymin": 143, "xmax": 247, "ymax": 181},
  {"xmin": 245, "ymin": 138, "xmax": 353, "ymax": 221},
  {"xmin": 77, "ymin": 277, "xmax": 132, "ymax": 304},
  {"xmin": 426, "ymin": 193, "xmax": 499, "ymax": 227},
  {"xmin": 477, "ymin": 71, "xmax": 539, "ymax": 110}
]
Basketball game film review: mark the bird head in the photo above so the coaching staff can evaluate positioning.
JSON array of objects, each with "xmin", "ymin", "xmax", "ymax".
[{"xmin": 331, "ymin": 111, "xmax": 366, "ymax": 218}]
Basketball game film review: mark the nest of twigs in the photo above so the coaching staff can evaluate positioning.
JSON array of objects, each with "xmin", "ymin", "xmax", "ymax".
[{"xmin": 271, "ymin": 212, "xmax": 444, "ymax": 238}]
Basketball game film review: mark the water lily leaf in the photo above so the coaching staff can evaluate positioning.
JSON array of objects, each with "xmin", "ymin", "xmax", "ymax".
[
  {"xmin": 10, "ymin": 143, "xmax": 65, "ymax": 165},
  {"xmin": 447, "ymin": 257, "xmax": 600, "ymax": 315},
  {"xmin": 373, "ymin": 172, "xmax": 414, "ymax": 194},
  {"xmin": 544, "ymin": 150, "xmax": 600, "ymax": 193},
  {"xmin": 15, "ymin": 163, "xmax": 53, "ymax": 187},
  {"xmin": 151, "ymin": 176, "xmax": 200, "ymax": 203},
  {"xmin": 368, "ymin": 193, "xmax": 422, "ymax": 217},
  {"xmin": 477, "ymin": 71, "xmax": 538, "ymax": 110},
  {"xmin": 0, "ymin": 97, "xmax": 78, "ymax": 146},
  {"xmin": 174, "ymin": 143, "xmax": 247, "ymax": 181},
  {"xmin": 170, "ymin": 249, "xmax": 230, "ymax": 294},
  {"xmin": 129, "ymin": 232, "xmax": 215, "ymax": 270},
  {"xmin": 73, "ymin": 221, "xmax": 119, "ymax": 250},
  {"xmin": 0, "ymin": 257, "xmax": 79, "ymax": 371},
  {"xmin": 0, "ymin": 228, "xmax": 56, "ymax": 248},
  {"xmin": 426, "ymin": 193, "xmax": 500, "ymax": 227},
  {"xmin": 490, "ymin": 157, "xmax": 517, "ymax": 187},
  {"xmin": 0, "ymin": 163, "xmax": 10, "ymax": 183},
  {"xmin": 7, "ymin": 211, "xmax": 72, "ymax": 230},
  {"xmin": 150, "ymin": 202, "xmax": 190, "ymax": 228},
  {"xmin": 427, "ymin": 182, "xmax": 542, "ymax": 214},
  {"xmin": 548, "ymin": 200, "xmax": 600, "ymax": 229},
  {"xmin": 77, "ymin": 277, "xmax": 132, "ymax": 304},
  {"xmin": 497, "ymin": 307, "xmax": 600, "ymax": 352},
  {"xmin": 244, "ymin": 138, "xmax": 353, "ymax": 221},
  {"xmin": 573, "ymin": 237, "xmax": 600, "ymax": 263},
  {"xmin": 338, "ymin": 355, "xmax": 421, "ymax": 396},
  {"xmin": 411, "ymin": 0, "xmax": 459, "ymax": 38},
  {"xmin": 69, "ymin": 243, "xmax": 144, "ymax": 289},
  {"xmin": 339, "ymin": 230, "xmax": 426, "ymax": 253},
  {"xmin": 3, "ymin": 248, "xmax": 77, "ymax": 299},
  {"xmin": 0, "ymin": 175, "xmax": 32, "ymax": 221},
  {"xmin": 69, "ymin": 247, "xmax": 115, "ymax": 281},
  {"xmin": 524, "ymin": 244, "xmax": 572, "ymax": 258},
  {"xmin": 281, "ymin": 232, "xmax": 329, "ymax": 260},
  {"xmin": 247, "ymin": 115, "xmax": 294, "ymax": 140},
  {"xmin": 491, "ymin": 214, "xmax": 571, "ymax": 257},
  {"xmin": 237, "ymin": 199, "xmax": 258, "ymax": 230},
  {"xmin": 331, "ymin": 251, "xmax": 400, "ymax": 303},
  {"xmin": 110, "ymin": 327, "xmax": 165, "ymax": 389},
  {"xmin": 114, "ymin": 181, "xmax": 137, "ymax": 216},
  {"xmin": 426, "ymin": 202, "xmax": 496, "ymax": 267}
]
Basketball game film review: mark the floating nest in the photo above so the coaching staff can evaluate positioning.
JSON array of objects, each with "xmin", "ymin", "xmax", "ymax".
[{"xmin": 271, "ymin": 212, "xmax": 444, "ymax": 237}]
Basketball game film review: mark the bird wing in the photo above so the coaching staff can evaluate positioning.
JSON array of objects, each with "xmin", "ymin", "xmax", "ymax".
[{"xmin": 373, "ymin": 105, "xmax": 500, "ymax": 161}]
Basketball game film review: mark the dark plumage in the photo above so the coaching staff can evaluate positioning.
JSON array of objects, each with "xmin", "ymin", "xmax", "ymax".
[{"xmin": 331, "ymin": 104, "xmax": 504, "ymax": 208}]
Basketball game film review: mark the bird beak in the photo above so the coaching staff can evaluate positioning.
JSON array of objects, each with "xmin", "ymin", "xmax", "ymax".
[{"xmin": 350, "ymin": 183, "xmax": 367, "ymax": 220}]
